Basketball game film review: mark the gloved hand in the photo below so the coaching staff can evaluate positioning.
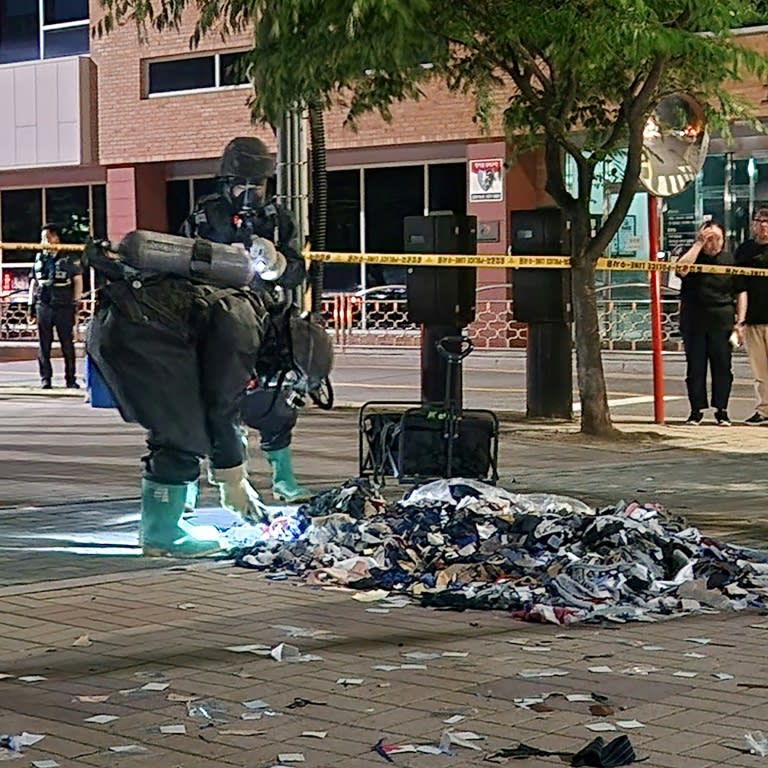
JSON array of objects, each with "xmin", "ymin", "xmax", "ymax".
[
  {"xmin": 27, "ymin": 304, "xmax": 36, "ymax": 323},
  {"xmin": 250, "ymin": 236, "xmax": 287, "ymax": 281},
  {"xmin": 209, "ymin": 464, "xmax": 268, "ymax": 524}
]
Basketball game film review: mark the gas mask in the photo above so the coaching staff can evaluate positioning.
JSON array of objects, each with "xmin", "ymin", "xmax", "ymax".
[{"xmin": 229, "ymin": 178, "xmax": 266, "ymax": 213}]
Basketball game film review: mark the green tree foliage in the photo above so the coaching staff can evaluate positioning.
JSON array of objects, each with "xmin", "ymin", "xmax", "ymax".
[{"xmin": 96, "ymin": 0, "xmax": 768, "ymax": 435}]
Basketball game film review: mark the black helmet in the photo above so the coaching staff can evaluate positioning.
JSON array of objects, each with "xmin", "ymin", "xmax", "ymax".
[{"xmin": 218, "ymin": 137, "xmax": 274, "ymax": 181}]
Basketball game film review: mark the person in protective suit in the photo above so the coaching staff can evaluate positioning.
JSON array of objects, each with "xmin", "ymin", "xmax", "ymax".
[
  {"xmin": 180, "ymin": 136, "xmax": 312, "ymax": 504},
  {"xmin": 85, "ymin": 235, "xmax": 274, "ymax": 558}
]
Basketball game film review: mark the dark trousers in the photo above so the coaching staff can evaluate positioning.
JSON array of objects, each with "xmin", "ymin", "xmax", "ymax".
[
  {"xmin": 37, "ymin": 303, "xmax": 76, "ymax": 385},
  {"xmin": 681, "ymin": 325, "xmax": 733, "ymax": 411}
]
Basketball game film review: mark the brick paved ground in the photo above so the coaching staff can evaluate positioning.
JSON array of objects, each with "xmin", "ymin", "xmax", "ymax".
[{"xmin": 1, "ymin": 383, "xmax": 768, "ymax": 765}]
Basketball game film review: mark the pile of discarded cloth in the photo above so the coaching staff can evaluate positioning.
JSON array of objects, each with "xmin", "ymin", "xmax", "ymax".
[{"xmin": 232, "ymin": 478, "xmax": 768, "ymax": 624}]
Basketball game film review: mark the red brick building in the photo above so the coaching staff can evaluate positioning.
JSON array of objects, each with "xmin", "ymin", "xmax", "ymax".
[{"xmin": 0, "ymin": 3, "xmax": 767, "ymax": 298}]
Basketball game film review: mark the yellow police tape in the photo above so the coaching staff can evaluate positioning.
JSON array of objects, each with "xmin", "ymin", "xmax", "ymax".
[{"xmin": 3, "ymin": 241, "xmax": 768, "ymax": 278}]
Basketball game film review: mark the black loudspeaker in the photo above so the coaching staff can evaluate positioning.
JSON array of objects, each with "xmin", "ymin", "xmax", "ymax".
[
  {"xmin": 510, "ymin": 209, "xmax": 571, "ymax": 324},
  {"xmin": 404, "ymin": 214, "xmax": 478, "ymax": 326}
]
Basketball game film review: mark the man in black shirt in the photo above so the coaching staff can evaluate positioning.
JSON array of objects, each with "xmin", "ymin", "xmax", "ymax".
[
  {"xmin": 675, "ymin": 222, "xmax": 741, "ymax": 426},
  {"xmin": 734, "ymin": 208, "xmax": 768, "ymax": 424},
  {"xmin": 27, "ymin": 224, "xmax": 83, "ymax": 389}
]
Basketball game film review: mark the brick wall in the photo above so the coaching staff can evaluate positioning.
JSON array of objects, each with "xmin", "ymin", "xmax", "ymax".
[{"xmin": 89, "ymin": 2, "xmax": 506, "ymax": 166}]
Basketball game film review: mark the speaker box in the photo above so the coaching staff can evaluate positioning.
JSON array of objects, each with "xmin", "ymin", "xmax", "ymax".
[
  {"xmin": 510, "ymin": 208, "xmax": 571, "ymax": 324},
  {"xmin": 404, "ymin": 214, "xmax": 478, "ymax": 326}
]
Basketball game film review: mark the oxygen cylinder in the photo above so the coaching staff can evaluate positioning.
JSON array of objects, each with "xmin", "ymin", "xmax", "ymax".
[{"xmin": 117, "ymin": 230, "xmax": 257, "ymax": 288}]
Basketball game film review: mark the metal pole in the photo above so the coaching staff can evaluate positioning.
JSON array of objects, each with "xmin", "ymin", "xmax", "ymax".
[{"xmin": 648, "ymin": 194, "xmax": 665, "ymax": 424}]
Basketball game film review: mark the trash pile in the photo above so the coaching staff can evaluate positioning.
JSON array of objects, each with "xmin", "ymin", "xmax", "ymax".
[{"xmin": 233, "ymin": 478, "xmax": 768, "ymax": 624}]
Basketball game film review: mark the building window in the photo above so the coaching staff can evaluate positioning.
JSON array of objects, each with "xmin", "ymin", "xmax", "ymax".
[
  {"xmin": 1, "ymin": 188, "xmax": 43, "ymax": 250},
  {"xmin": 147, "ymin": 51, "xmax": 249, "ymax": 96},
  {"xmin": 0, "ymin": 0, "xmax": 88, "ymax": 65}
]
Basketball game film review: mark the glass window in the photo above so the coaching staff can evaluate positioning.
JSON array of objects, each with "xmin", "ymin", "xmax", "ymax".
[
  {"xmin": 148, "ymin": 57, "xmax": 216, "ymax": 95},
  {"xmin": 44, "ymin": 0, "xmax": 88, "ymax": 25},
  {"xmin": 220, "ymin": 52, "xmax": 249, "ymax": 86},
  {"xmin": 364, "ymin": 165, "xmax": 423, "ymax": 286},
  {"xmin": 45, "ymin": 186, "xmax": 90, "ymax": 243},
  {"xmin": 43, "ymin": 25, "xmax": 88, "ymax": 58},
  {"xmin": 428, "ymin": 163, "xmax": 466, "ymax": 215},
  {"xmin": 325, "ymin": 170, "xmax": 362, "ymax": 292},
  {"xmin": 166, "ymin": 180, "xmax": 191, "ymax": 235},
  {"xmin": 0, "ymin": 2, "xmax": 40, "ymax": 64},
  {"xmin": 1, "ymin": 188, "xmax": 42, "ymax": 260}
]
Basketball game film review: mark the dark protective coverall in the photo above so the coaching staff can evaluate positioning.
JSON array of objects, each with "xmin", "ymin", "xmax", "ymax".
[
  {"xmin": 87, "ymin": 262, "xmax": 269, "ymax": 485},
  {"xmin": 180, "ymin": 193, "xmax": 306, "ymax": 451}
]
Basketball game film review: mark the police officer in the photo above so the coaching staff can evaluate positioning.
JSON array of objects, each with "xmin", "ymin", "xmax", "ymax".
[
  {"xmin": 28, "ymin": 224, "xmax": 83, "ymax": 389},
  {"xmin": 181, "ymin": 136, "xmax": 312, "ymax": 504}
]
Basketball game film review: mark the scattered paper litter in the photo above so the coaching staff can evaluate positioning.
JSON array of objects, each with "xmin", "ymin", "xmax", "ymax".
[
  {"xmin": 443, "ymin": 715, "xmax": 465, "ymax": 724},
  {"xmin": 745, "ymin": 731, "xmax": 768, "ymax": 757},
  {"xmin": 219, "ymin": 729, "xmax": 265, "ymax": 736},
  {"xmin": 686, "ymin": 637, "xmax": 711, "ymax": 645},
  {"xmin": 518, "ymin": 669, "xmax": 569, "ymax": 678},
  {"xmin": 585, "ymin": 722, "xmax": 617, "ymax": 732},
  {"xmin": 445, "ymin": 731, "xmax": 485, "ymax": 751},
  {"xmin": 159, "ymin": 725, "xmax": 186, "ymax": 735},
  {"xmin": 167, "ymin": 693, "xmax": 197, "ymax": 702},
  {"xmin": 109, "ymin": 745, "xmax": 148, "ymax": 754},
  {"xmin": 271, "ymin": 625, "xmax": 338, "ymax": 640},
  {"xmin": 352, "ymin": 590, "xmax": 389, "ymax": 603},
  {"xmin": 522, "ymin": 646, "xmax": 552, "ymax": 653},
  {"xmin": 713, "ymin": 672, "xmax": 734, "ymax": 680},
  {"xmin": 141, "ymin": 682, "xmax": 170, "ymax": 691},
  {"xmin": 242, "ymin": 699, "xmax": 270, "ymax": 710},
  {"xmin": 18, "ymin": 676, "xmax": 46, "ymax": 683},
  {"xmin": 588, "ymin": 666, "xmax": 613, "ymax": 673},
  {"xmin": 301, "ymin": 731, "xmax": 327, "ymax": 739},
  {"xmin": 277, "ymin": 753, "xmax": 305, "ymax": 762},
  {"xmin": 32, "ymin": 761, "xmax": 60, "ymax": 768},
  {"xmin": 372, "ymin": 664, "xmax": 400, "ymax": 672},
  {"xmin": 442, "ymin": 651, "xmax": 469, "ymax": 658},
  {"xmin": 673, "ymin": 671, "xmax": 698, "ymax": 678},
  {"xmin": 226, "ymin": 644, "xmax": 270, "ymax": 653},
  {"xmin": 336, "ymin": 678, "xmax": 364, "ymax": 686},
  {"xmin": 402, "ymin": 651, "xmax": 441, "ymax": 660},
  {"xmin": 176, "ymin": 603, "xmax": 197, "ymax": 610},
  {"xmin": 84, "ymin": 715, "xmax": 119, "ymax": 724},
  {"xmin": 685, "ymin": 651, "xmax": 707, "ymax": 659},
  {"xmin": 616, "ymin": 720, "xmax": 645, "ymax": 729},
  {"xmin": 74, "ymin": 694, "xmax": 110, "ymax": 703},
  {"xmin": 72, "ymin": 634, "xmax": 92, "ymax": 647},
  {"xmin": 400, "ymin": 664, "xmax": 428, "ymax": 671},
  {"xmin": 270, "ymin": 643, "xmax": 300, "ymax": 662},
  {"xmin": 621, "ymin": 665, "xmax": 659, "ymax": 676},
  {"xmin": 566, "ymin": 694, "xmax": 595, "ymax": 702},
  {"xmin": 1, "ymin": 733, "xmax": 45, "ymax": 750},
  {"xmin": 641, "ymin": 645, "xmax": 665, "ymax": 651},
  {"xmin": 0, "ymin": 674, "xmax": 13, "ymax": 680},
  {"xmin": 366, "ymin": 608, "xmax": 390, "ymax": 614}
]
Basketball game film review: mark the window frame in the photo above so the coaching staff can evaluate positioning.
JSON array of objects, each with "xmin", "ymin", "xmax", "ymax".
[{"xmin": 145, "ymin": 50, "xmax": 251, "ymax": 98}]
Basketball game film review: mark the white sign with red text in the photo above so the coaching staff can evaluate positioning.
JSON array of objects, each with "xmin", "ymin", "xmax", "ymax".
[{"xmin": 469, "ymin": 159, "xmax": 504, "ymax": 202}]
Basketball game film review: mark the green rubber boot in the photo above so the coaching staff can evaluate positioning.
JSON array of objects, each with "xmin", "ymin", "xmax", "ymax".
[
  {"xmin": 140, "ymin": 479, "xmax": 224, "ymax": 558},
  {"xmin": 264, "ymin": 447, "xmax": 312, "ymax": 503}
]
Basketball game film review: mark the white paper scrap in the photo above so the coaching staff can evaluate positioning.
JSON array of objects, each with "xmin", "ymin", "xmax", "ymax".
[
  {"xmin": 402, "ymin": 652, "xmax": 441, "ymax": 660},
  {"xmin": 372, "ymin": 665, "xmax": 400, "ymax": 672},
  {"xmin": 588, "ymin": 666, "xmax": 614, "ymax": 674},
  {"xmin": 616, "ymin": 720, "xmax": 645, "ymax": 729},
  {"xmin": 242, "ymin": 699, "xmax": 270, "ymax": 710},
  {"xmin": 366, "ymin": 608, "xmax": 390, "ymax": 614},
  {"xmin": 673, "ymin": 671, "xmax": 698, "ymax": 678},
  {"xmin": 0, "ymin": 674, "xmax": 14, "ymax": 680},
  {"xmin": 241, "ymin": 712, "xmax": 263, "ymax": 721},
  {"xmin": 159, "ymin": 725, "xmax": 187, "ymax": 735},
  {"xmin": 270, "ymin": 643, "xmax": 300, "ymax": 662},
  {"xmin": 585, "ymin": 722, "xmax": 617, "ymax": 732},
  {"xmin": 18, "ymin": 676, "xmax": 47, "ymax": 683},
  {"xmin": 336, "ymin": 678, "xmax": 364, "ymax": 685},
  {"xmin": 442, "ymin": 651, "xmax": 469, "ymax": 658},
  {"xmin": 176, "ymin": 603, "xmax": 197, "ymax": 610},
  {"xmin": 141, "ymin": 682, "xmax": 170, "ymax": 691},
  {"xmin": 713, "ymin": 672, "xmax": 734, "ymax": 680},
  {"xmin": 400, "ymin": 664, "xmax": 428, "ymax": 671},
  {"xmin": 277, "ymin": 753, "xmax": 305, "ymax": 762},
  {"xmin": 109, "ymin": 745, "xmax": 148, "ymax": 754},
  {"xmin": 566, "ymin": 694, "xmax": 595, "ymax": 702},
  {"xmin": 352, "ymin": 590, "xmax": 389, "ymax": 602},
  {"xmin": 219, "ymin": 729, "xmax": 264, "ymax": 736},
  {"xmin": 72, "ymin": 634, "xmax": 93, "ymax": 647},
  {"xmin": 226, "ymin": 644, "xmax": 271, "ymax": 653},
  {"xmin": 684, "ymin": 652, "xmax": 707, "ymax": 659},
  {"xmin": 74, "ymin": 694, "xmax": 110, "ymax": 703},
  {"xmin": 686, "ymin": 637, "xmax": 711, "ymax": 645},
  {"xmin": 32, "ymin": 761, "xmax": 60, "ymax": 768},
  {"xmin": 641, "ymin": 645, "xmax": 665, "ymax": 651},
  {"xmin": 518, "ymin": 669, "xmax": 569, "ymax": 678},
  {"xmin": 443, "ymin": 715, "xmax": 465, "ymax": 724},
  {"xmin": 301, "ymin": 731, "xmax": 328, "ymax": 739},
  {"xmin": 84, "ymin": 715, "xmax": 119, "ymax": 724},
  {"xmin": 167, "ymin": 693, "xmax": 197, "ymax": 702}
]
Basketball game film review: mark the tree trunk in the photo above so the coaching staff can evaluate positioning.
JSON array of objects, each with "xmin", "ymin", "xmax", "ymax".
[{"xmin": 570, "ymin": 237, "xmax": 618, "ymax": 437}]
